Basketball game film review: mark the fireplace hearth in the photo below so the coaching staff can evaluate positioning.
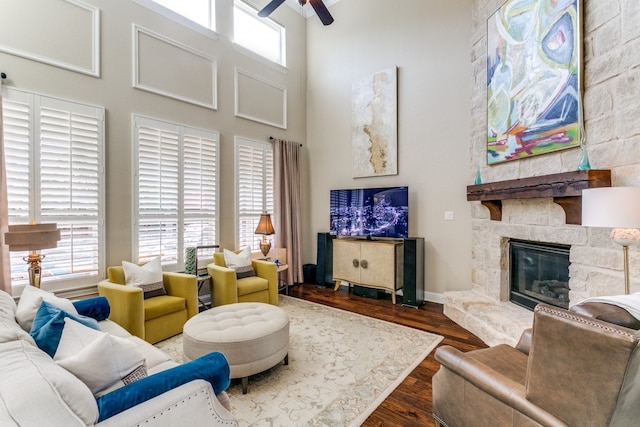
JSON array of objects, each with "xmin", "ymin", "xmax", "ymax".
[{"xmin": 509, "ymin": 240, "xmax": 570, "ymax": 310}]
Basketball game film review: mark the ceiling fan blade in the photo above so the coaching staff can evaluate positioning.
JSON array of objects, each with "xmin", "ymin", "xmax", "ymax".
[
  {"xmin": 258, "ymin": 0, "xmax": 286, "ymax": 17},
  {"xmin": 308, "ymin": 0, "xmax": 334, "ymax": 25}
]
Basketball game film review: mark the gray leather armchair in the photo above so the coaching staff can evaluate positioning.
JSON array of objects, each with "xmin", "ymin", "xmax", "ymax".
[{"xmin": 432, "ymin": 303, "xmax": 640, "ymax": 427}]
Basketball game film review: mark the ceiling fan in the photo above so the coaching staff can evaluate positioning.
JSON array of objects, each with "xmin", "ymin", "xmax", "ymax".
[{"xmin": 258, "ymin": 0, "xmax": 334, "ymax": 26}]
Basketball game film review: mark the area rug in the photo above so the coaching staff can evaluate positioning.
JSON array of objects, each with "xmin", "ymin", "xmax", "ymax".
[{"xmin": 156, "ymin": 296, "xmax": 443, "ymax": 426}]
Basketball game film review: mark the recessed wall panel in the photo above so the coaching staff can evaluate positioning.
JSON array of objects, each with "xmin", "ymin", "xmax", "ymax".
[
  {"xmin": 0, "ymin": 0, "xmax": 99, "ymax": 76},
  {"xmin": 235, "ymin": 68, "xmax": 287, "ymax": 129},
  {"xmin": 133, "ymin": 25, "xmax": 217, "ymax": 109}
]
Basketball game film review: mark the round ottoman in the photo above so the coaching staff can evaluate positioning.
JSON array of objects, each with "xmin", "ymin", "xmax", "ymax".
[{"xmin": 182, "ymin": 302, "xmax": 289, "ymax": 394}]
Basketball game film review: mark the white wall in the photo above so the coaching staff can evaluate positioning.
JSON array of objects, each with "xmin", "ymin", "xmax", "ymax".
[
  {"xmin": 305, "ymin": 0, "xmax": 474, "ymax": 296},
  {"xmin": 0, "ymin": 0, "xmax": 307, "ymax": 279}
]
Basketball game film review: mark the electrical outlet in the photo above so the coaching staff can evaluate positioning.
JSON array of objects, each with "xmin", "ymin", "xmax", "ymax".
[{"xmin": 444, "ymin": 211, "xmax": 454, "ymax": 221}]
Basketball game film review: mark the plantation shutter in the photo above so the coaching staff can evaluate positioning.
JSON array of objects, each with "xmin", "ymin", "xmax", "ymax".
[
  {"xmin": 2, "ymin": 88, "xmax": 104, "ymax": 289},
  {"xmin": 134, "ymin": 116, "xmax": 219, "ymax": 269},
  {"xmin": 235, "ymin": 138, "xmax": 273, "ymax": 250}
]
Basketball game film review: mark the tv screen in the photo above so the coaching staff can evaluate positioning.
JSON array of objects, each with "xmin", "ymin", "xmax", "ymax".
[{"xmin": 330, "ymin": 186, "xmax": 408, "ymax": 238}]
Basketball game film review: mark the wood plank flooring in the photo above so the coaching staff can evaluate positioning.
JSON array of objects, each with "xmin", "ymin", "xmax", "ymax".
[{"xmin": 287, "ymin": 284, "xmax": 488, "ymax": 427}]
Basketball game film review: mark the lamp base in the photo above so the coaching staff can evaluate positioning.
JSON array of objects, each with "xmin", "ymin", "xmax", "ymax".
[
  {"xmin": 23, "ymin": 253, "xmax": 45, "ymax": 288},
  {"xmin": 259, "ymin": 240, "xmax": 271, "ymax": 258}
]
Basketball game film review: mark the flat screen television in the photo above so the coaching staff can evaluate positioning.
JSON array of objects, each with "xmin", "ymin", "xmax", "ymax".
[{"xmin": 330, "ymin": 186, "xmax": 408, "ymax": 238}]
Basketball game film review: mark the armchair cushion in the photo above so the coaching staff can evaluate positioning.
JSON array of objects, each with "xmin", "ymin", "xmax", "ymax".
[
  {"xmin": 223, "ymin": 247, "xmax": 256, "ymax": 279},
  {"xmin": 30, "ymin": 301, "xmax": 100, "ymax": 357},
  {"xmin": 96, "ymin": 351, "xmax": 231, "ymax": 422},
  {"xmin": 144, "ymin": 295, "xmax": 188, "ymax": 321},
  {"xmin": 122, "ymin": 258, "xmax": 167, "ymax": 299}
]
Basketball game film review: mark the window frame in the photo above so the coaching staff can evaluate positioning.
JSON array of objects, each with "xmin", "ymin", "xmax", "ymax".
[
  {"xmin": 132, "ymin": 115, "xmax": 220, "ymax": 271},
  {"xmin": 132, "ymin": 0, "xmax": 218, "ymax": 39},
  {"xmin": 233, "ymin": 0, "xmax": 287, "ymax": 67},
  {"xmin": 234, "ymin": 136, "xmax": 274, "ymax": 251},
  {"xmin": 2, "ymin": 86, "xmax": 105, "ymax": 294}
]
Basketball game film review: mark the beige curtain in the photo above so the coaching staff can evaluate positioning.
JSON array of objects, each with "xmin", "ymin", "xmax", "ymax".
[
  {"xmin": 273, "ymin": 138, "xmax": 303, "ymax": 285},
  {"xmin": 0, "ymin": 79, "xmax": 11, "ymax": 293}
]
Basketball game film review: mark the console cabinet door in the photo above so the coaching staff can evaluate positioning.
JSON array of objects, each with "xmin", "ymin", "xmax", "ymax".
[
  {"xmin": 332, "ymin": 239, "xmax": 361, "ymax": 283},
  {"xmin": 359, "ymin": 242, "xmax": 396, "ymax": 290}
]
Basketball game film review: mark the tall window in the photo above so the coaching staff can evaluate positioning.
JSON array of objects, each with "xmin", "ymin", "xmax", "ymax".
[
  {"xmin": 235, "ymin": 137, "xmax": 273, "ymax": 250},
  {"xmin": 2, "ymin": 87, "xmax": 105, "ymax": 291},
  {"xmin": 234, "ymin": 0, "xmax": 286, "ymax": 66},
  {"xmin": 134, "ymin": 0, "xmax": 216, "ymax": 32},
  {"xmin": 133, "ymin": 116, "xmax": 219, "ymax": 270}
]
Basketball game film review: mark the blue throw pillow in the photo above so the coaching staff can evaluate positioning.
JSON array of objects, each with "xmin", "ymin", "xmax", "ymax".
[
  {"xmin": 96, "ymin": 352, "xmax": 231, "ymax": 422},
  {"xmin": 30, "ymin": 301, "xmax": 100, "ymax": 357},
  {"xmin": 72, "ymin": 296, "xmax": 111, "ymax": 321}
]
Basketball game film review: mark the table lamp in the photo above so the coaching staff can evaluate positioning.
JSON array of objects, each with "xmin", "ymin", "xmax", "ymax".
[
  {"xmin": 254, "ymin": 212, "xmax": 275, "ymax": 258},
  {"xmin": 4, "ymin": 223, "xmax": 61, "ymax": 288},
  {"xmin": 582, "ymin": 187, "xmax": 640, "ymax": 294}
]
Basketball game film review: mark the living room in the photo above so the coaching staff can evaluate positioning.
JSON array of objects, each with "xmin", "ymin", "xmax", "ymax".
[{"xmin": 1, "ymin": 0, "xmax": 640, "ymax": 425}]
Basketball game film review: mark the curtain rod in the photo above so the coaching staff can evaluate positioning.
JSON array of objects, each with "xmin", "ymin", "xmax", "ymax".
[{"xmin": 269, "ymin": 136, "xmax": 302, "ymax": 147}]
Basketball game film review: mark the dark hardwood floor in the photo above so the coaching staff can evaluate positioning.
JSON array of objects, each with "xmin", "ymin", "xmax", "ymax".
[{"xmin": 287, "ymin": 283, "xmax": 488, "ymax": 427}]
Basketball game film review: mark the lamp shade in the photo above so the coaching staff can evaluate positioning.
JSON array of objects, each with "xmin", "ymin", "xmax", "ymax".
[
  {"xmin": 4, "ymin": 223, "xmax": 61, "ymax": 251},
  {"xmin": 255, "ymin": 213, "xmax": 275, "ymax": 235},
  {"xmin": 582, "ymin": 187, "xmax": 640, "ymax": 228}
]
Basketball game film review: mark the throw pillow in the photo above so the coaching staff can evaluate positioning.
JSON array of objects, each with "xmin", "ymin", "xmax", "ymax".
[
  {"xmin": 96, "ymin": 351, "xmax": 230, "ymax": 422},
  {"xmin": 54, "ymin": 318, "xmax": 147, "ymax": 397},
  {"xmin": 122, "ymin": 257, "xmax": 167, "ymax": 299},
  {"xmin": 223, "ymin": 247, "xmax": 256, "ymax": 279},
  {"xmin": 16, "ymin": 285, "xmax": 78, "ymax": 332},
  {"xmin": 30, "ymin": 301, "xmax": 100, "ymax": 357},
  {"xmin": 72, "ymin": 296, "xmax": 111, "ymax": 321}
]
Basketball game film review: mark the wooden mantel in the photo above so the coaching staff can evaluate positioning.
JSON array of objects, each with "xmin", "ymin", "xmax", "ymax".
[{"xmin": 466, "ymin": 170, "xmax": 611, "ymax": 225}]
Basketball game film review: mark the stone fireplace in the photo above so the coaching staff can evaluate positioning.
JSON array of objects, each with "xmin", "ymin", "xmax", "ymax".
[{"xmin": 444, "ymin": 0, "xmax": 640, "ymax": 347}]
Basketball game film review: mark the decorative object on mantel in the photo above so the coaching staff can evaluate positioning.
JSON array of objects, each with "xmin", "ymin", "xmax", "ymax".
[
  {"xmin": 467, "ymin": 169, "xmax": 611, "ymax": 225},
  {"xmin": 582, "ymin": 187, "xmax": 640, "ymax": 294},
  {"xmin": 4, "ymin": 223, "xmax": 61, "ymax": 288},
  {"xmin": 351, "ymin": 67, "xmax": 397, "ymax": 178},
  {"xmin": 254, "ymin": 212, "xmax": 275, "ymax": 258},
  {"xmin": 474, "ymin": 162, "xmax": 482, "ymax": 185},
  {"xmin": 486, "ymin": 0, "xmax": 582, "ymax": 164}
]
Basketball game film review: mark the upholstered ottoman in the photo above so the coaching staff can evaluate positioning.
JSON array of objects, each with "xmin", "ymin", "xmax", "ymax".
[{"xmin": 182, "ymin": 302, "xmax": 289, "ymax": 394}]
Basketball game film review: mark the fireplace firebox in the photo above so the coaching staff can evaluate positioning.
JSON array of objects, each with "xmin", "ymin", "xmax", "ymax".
[{"xmin": 509, "ymin": 239, "xmax": 570, "ymax": 310}]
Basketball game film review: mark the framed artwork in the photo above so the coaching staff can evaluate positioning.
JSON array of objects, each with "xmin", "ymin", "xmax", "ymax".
[
  {"xmin": 352, "ymin": 67, "xmax": 398, "ymax": 178},
  {"xmin": 486, "ymin": 0, "xmax": 582, "ymax": 164}
]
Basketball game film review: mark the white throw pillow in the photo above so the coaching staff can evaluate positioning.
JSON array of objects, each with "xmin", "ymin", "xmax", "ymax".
[
  {"xmin": 54, "ymin": 318, "xmax": 147, "ymax": 397},
  {"xmin": 122, "ymin": 257, "xmax": 166, "ymax": 299},
  {"xmin": 223, "ymin": 246, "xmax": 252, "ymax": 268},
  {"xmin": 16, "ymin": 285, "xmax": 78, "ymax": 332}
]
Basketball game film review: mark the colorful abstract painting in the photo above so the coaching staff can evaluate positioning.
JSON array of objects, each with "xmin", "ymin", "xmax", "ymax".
[{"xmin": 486, "ymin": 0, "xmax": 581, "ymax": 164}]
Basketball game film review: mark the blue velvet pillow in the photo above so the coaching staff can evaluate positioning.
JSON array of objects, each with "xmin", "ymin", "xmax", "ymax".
[
  {"xmin": 96, "ymin": 352, "xmax": 231, "ymax": 422},
  {"xmin": 72, "ymin": 296, "xmax": 111, "ymax": 321},
  {"xmin": 30, "ymin": 301, "xmax": 100, "ymax": 357}
]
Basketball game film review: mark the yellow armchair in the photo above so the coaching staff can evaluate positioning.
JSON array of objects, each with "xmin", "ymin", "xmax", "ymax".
[
  {"xmin": 98, "ymin": 267, "xmax": 198, "ymax": 344},
  {"xmin": 208, "ymin": 252, "xmax": 278, "ymax": 307}
]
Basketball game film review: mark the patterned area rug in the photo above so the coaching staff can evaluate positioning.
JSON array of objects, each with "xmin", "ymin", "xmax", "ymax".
[{"xmin": 156, "ymin": 295, "xmax": 443, "ymax": 426}]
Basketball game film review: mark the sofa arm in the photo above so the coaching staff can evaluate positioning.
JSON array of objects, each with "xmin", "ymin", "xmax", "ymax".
[
  {"xmin": 96, "ymin": 381, "xmax": 237, "ymax": 427},
  {"xmin": 252, "ymin": 260, "xmax": 278, "ymax": 305},
  {"xmin": 97, "ymin": 280, "xmax": 145, "ymax": 339},
  {"xmin": 208, "ymin": 264, "xmax": 239, "ymax": 306},
  {"xmin": 515, "ymin": 328, "xmax": 532, "ymax": 355},
  {"xmin": 162, "ymin": 272, "xmax": 198, "ymax": 319}
]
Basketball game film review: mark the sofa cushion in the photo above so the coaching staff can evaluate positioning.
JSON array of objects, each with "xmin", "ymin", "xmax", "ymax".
[
  {"xmin": 30, "ymin": 301, "xmax": 99, "ymax": 357},
  {"xmin": 96, "ymin": 351, "xmax": 231, "ymax": 422},
  {"xmin": 144, "ymin": 295, "xmax": 186, "ymax": 321},
  {"xmin": 0, "ymin": 339, "xmax": 98, "ymax": 425},
  {"xmin": 16, "ymin": 285, "xmax": 78, "ymax": 332},
  {"xmin": 54, "ymin": 318, "xmax": 147, "ymax": 397},
  {"xmin": 72, "ymin": 296, "xmax": 111, "ymax": 321},
  {"xmin": 122, "ymin": 257, "xmax": 167, "ymax": 299}
]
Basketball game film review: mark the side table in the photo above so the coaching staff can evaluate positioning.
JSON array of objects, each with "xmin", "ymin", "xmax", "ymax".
[
  {"xmin": 196, "ymin": 274, "xmax": 211, "ymax": 310},
  {"xmin": 277, "ymin": 263, "xmax": 289, "ymax": 294}
]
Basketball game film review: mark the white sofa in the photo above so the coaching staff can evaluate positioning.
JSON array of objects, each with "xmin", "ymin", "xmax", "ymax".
[{"xmin": 0, "ymin": 289, "xmax": 238, "ymax": 426}]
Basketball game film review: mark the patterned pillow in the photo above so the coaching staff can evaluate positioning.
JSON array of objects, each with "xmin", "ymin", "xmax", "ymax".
[
  {"xmin": 232, "ymin": 265, "xmax": 256, "ymax": 279},
  {"xmin": 122, "ymin": 257, "xmax": 167, "ymax": 299},
  {"xmin": 54, "ymin": 317, "xmax": 147, "ymax": 397}
]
